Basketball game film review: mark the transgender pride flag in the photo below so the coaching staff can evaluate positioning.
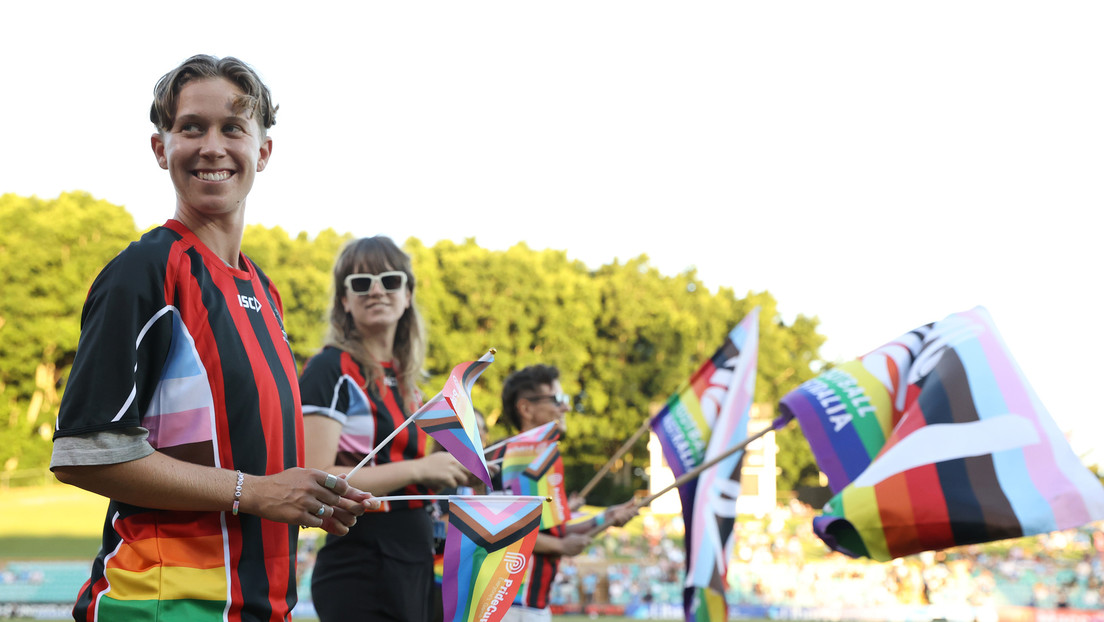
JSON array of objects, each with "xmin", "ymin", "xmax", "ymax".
[
  {"xmin": 443, "ymin": 496, "xmax": 543, "ymax": 622},
  {"xmin": 650, "ymin": 311, "xmax": 758, "ymax": 481},
  {"xmin": 415, "ymin": 351, "xmax": 496, "ymax": 488},
  {"xmin": 785, "ymin": 306, "xmax": 1104, "ymax": 561}
]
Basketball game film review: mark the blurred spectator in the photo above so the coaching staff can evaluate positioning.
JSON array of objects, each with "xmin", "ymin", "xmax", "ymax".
[{"xmin": 292, "ymin": 497, "xmax": 1104, "ymax": 613}]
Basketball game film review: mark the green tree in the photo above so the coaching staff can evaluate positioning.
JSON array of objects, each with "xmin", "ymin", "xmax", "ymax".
[
  {"xmin": 0, "ymin": 195, "xmax": 830, "ymax": 503},
  {"xmin": 0, "ymin": 192, "xmax": 139, "ymax": 472},
  {"xmin": 577, "ymin": 263, "xmax": 826, "ymax": 498},
  {"xmin": 407, "ymin": 243, "xmax": 827, "ymax": 502},
  {"xmin": 409, "ymin": 239, "xmax": 602, "ymax": 430},
  {"xmin": 241, "ymin": 225, "xmax": 352, "ymax": 365}
]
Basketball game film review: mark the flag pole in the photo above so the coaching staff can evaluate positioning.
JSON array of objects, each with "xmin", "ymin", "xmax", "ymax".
[
  {"xmin": 346, "ymin": 414, "xmax": 420, "ymax": 479},
  {"xmin": 347, "ymin": 396, "xmax": 445, "ymax": 479},
  {"xmin": 483, "ymin": 420, "xmax": 557, "ymax": 456},
  {"xmin": 374, "ymin": 494, "xmax": 550, "ymax": 503},
  {"xmin": 348, "ymin": 348, "xmax": 495, "ymax": 480},
  {"xmin": 577, "ymin": 417, "xmax": 653, "ymax": 500},
  {"xmin": 587, "ymin": 413, "xmax": 793, "ymax": 537},
  {"xmin": 482, "ymin": 437, "xmax": 510, "ymax": 456}
]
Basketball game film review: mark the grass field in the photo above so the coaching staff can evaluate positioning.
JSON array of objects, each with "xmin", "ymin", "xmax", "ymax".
[
  {"xmin": 0, "ymin": 484, "xmax": 106, "ymax": 561},
  {"xmin": 0, "ymin": 484, "xmax": 107, "ymax": 537}
]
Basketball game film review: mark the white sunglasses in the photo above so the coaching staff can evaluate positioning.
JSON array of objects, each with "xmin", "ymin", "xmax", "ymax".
[{"xmin": 344, "ymin": 271, "xmax": 408, "ymax": 295}]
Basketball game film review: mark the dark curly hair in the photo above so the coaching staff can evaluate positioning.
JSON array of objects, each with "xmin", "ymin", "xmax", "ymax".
[{"xmin": 500, "ymin": 364, "xmax": 560, "ymax": 431}]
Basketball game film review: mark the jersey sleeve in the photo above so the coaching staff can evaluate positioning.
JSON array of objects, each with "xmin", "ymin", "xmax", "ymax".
[
  {"xmin": 53, "ymin": 244, "xmax": 173, "ymax": 440},
  {"xmin": 299, "ymin": 348, "xmax": 352, "ymax": 424},
  {"xmin": 50, "ymin": 428, "xmax": 155, "ymax": 468}
]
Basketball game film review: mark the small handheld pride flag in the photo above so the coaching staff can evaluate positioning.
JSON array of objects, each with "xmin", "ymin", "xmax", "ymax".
[
  {"xmin": 416, "ymin": 351, "xmax": 496, "ymax": 488},
  {"xmin": 483, "ymin": 421, "xmax": 561, "ymax": 462},
  {"xmin": 500, "ymin": 441, "xmax": 570, "ymax": 529},
  {"xmin": 443, "ymin": 495, "xmax": 543, "ymax": 622},
  {"xmin": 347, "ymin": 349, "xmax": 495, "ymax": 485}
]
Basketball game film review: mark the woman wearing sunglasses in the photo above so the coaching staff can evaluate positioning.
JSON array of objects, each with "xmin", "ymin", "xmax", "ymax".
[{"xmin": 299, "ymin": 235, "xmax": 474, "ymax": 621}]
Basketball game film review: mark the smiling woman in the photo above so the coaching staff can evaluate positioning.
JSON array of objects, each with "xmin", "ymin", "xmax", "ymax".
[
  {"xmin": 299, "ymin": 235, "xmax": 478, "ymax": 622},
  {"xmin": 48, "ymin": 55, "xmax": 378, "ymax": 622},
  {"xmin": 150, "ymin": 70, "xmax": 273, "ymax": 265}
]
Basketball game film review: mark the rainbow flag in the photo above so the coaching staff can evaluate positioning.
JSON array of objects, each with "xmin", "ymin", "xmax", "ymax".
[
  {"xmin": 650, "ymin": 311, "xmax": 758, "ymax": 480},
  {"xmin": 415, "ymin": 350, "xmax": 495, "ymax": 488},
  {"xmin": 484, "ymin": 421, "xmax": 561, "ymax": 462},
  {"xmin": 651, "ymin": 309, "xmax": 760, "ymax": 622},
  {"xmin": 500, "ymin": 441, "xmax": 570, "ymax": 528},
  {"xmin": 442, "ymin": 496, "xmax": 543, "ymax": 622},
  {"xmin": 779, "ymin": 324, "xmax": 925, "ymax": 493},
  {"xmin": 789, "ymin": 306, "xmax": 1104, "ymax": 561},
  {"xmin": 434, "ymin": 552, "xmax": 445, "ymax": 586},
  {"xmin": 686, "ymin": 587, "xmax": 727, "ymax": 622}
]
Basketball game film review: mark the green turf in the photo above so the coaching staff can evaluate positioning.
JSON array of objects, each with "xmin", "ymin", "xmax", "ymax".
[
  {"xmin": 0, "ymin": 484, "xmax": 104, "ymax": 562},
  {"xmin": 0, "ymin": 484, "xmax": 107, "ymax": 539},
  {"xmin": 0, "ymin": 535, "xmax": 100, "ymax": 560}
]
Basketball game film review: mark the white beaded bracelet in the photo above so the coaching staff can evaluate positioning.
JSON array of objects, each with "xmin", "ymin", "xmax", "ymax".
[{"xmin": 232, "ymin": 470, "xmax": 244, "ymax": 516}]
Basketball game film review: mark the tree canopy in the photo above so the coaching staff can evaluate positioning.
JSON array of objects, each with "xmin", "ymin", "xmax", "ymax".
[{"xmin": 0, "ymin": 192, "xmax": 825, "ymax": 502}]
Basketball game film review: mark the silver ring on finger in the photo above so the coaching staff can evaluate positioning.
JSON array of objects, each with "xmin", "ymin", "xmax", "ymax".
[
  {"xmin": 323, "ymin": 473, "xmax": 339, "ymax": 490},
  {"xmin": 316, "ymin": 504, "xmax": 327, "ymax": 517}
]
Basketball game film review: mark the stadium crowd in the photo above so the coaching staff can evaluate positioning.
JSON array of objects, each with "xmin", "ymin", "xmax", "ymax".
[{"xmin": 524, "ymin": 499, "xmax": 1104, "ymax": 615}]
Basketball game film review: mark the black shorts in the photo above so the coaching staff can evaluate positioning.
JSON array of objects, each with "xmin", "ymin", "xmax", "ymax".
[{"xmin": 311, "ymin": 509, "xmax": 434, "ymax": 622}]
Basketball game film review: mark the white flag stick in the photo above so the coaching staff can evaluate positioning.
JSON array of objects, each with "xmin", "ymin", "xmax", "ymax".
[
  {"xmin": 373, "ymin": 494, "xmax": 550, "ymax": 503},
  {"xmin": 346, "ymin": 348, "xmax": 496, "ymax": 480},
  {"xmin": 346, "ymin": 397, "xmax": 440, "ymax": 479},
  {"xmin": 482, "ymin": 437, "xmax": 510, "ymax": 455}
]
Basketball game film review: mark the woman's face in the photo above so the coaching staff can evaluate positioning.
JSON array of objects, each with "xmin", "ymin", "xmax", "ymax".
[
  {"xmin": 151, "ymin": 77, "xmax": 271, "ymax": 221},
  {"xmin": 341, "ymin": 265, "xmax": 412, "ymax": 338}
]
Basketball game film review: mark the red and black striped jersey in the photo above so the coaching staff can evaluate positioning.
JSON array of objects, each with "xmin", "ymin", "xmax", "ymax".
[
  {"xmin": 489, "ymin": 448, "xmax": 567, "ymax": 611},
  {"xmin": 516, "ymin": 522, "xmax": 567, "ymax": 610},
  {"xmin": 53, "ymin": 220, "xmax": 303, "ymax": 622},
  {"xmin": 298, "ymin": 346, "xmax": 431, "ymax": 511}
]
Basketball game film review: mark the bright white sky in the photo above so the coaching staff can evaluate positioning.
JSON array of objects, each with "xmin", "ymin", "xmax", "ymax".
[{"xmin": 2, "ymin": 2, "xmax": 1101, "ymax": 462}]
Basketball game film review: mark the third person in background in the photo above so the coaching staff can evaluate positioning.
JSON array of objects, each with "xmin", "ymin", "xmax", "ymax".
[{"xmin": 499, "ymin": 364, "xmax": 638, "ymax": 621}]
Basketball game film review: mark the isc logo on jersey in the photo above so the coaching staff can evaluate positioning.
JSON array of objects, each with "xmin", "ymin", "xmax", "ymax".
[{"xmin": 238, "ymin": 295, "xmax": 263, "ymax": 312}]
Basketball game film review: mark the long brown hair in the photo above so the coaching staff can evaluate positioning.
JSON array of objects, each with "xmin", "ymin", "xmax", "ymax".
[{"xmin": 323, "ymin": 236, "xmax": 426, "ymax": 412}]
